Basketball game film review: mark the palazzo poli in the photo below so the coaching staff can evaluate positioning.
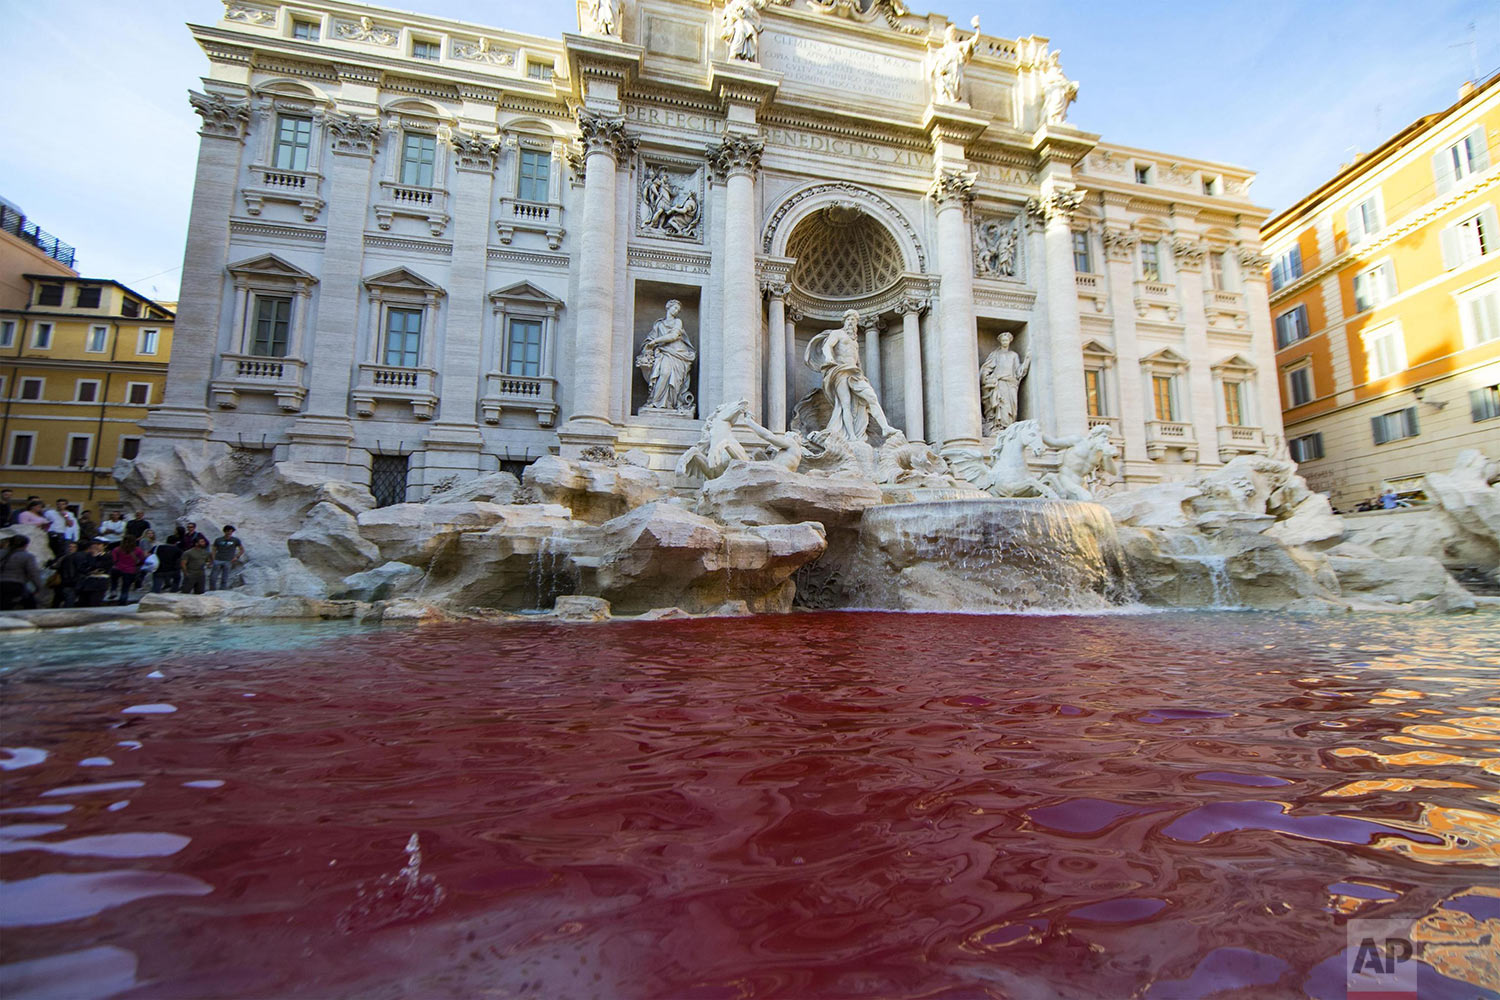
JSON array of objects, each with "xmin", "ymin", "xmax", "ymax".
[{"xmin": 149, "ymin": 0, "xmax": 1286, "ymax": 502}]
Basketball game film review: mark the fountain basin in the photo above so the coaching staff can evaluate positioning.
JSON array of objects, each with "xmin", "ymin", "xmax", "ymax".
[{"xmin": 847, "ymin": 498, "xmax": 1131, "ymax": 611}]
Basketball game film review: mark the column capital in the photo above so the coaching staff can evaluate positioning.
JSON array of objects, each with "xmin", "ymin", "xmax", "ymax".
[
  {"xmin": 189, "ymin": 90, "xmax": 250, "ymax": 141},
  {"xmin": 1171, "ymin": 236, "xmax": 1206, "ymax": 272},
  {"xmin": 709, "ymin": 134, "xmax": 764, "ymax": 179},
  {"xmin": 1237, "ymin": 248, "xmax": 1271, "ymax": 273},
  {"xmin": 325, "ymin": 111, "xmax": 381, "ymax": 157},
  {"xmin": 1027, "ymin": 186, "xmax": 1084, "ymax": 226},
  {"xmin": 576, "ymin": 108, "xmax": 637, "ymax": 164},
  {"xmin": 760, "ymin": 279, "xmax": 790, "ymax": 298},
  {"xmin": 928, "ymin": 168, "xmax": 976, "ymax": 209},
  {"xmin": 894, "ymin": 296, "xmax": 929, "ymax": 316},
  {"xmin": 447, "ymin": 127, "xmax": 503, "ymax": 172},
  {"xmin": 1102, "ymin": 225, "xmax": 1137, "ymax": 261}
]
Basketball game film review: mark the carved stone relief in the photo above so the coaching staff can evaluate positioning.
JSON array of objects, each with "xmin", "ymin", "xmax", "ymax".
[
  {"xmin": 224, "ymin": 3, "xmax": 276, "ymax": 25},
  {"xmin": 1171, "ymin": 237, "xmax": 1205, "ymax": 272},
  {"xmin": 189, "ymin": 91, "xmax": 251, "ymax": 140},
  {"xmin": 1101, "ymin": 226, "xmax": 1138, "ymax": 262},
  {"xmin": 334, "ymin": 17, "xmax": 398, "ymax": 46},
  {"xmin": 638, "ymin": 161, "xmax": 704, "ymax": 241},
  {"xmin": 327, "ymin": 112, "xmax": 380, "ymax": 155},
  {"xmin": 451, "ymin": 38, "xmax": 515, "ymax": 65},
  {"xmin": 974, "ymin": 216, "xmax": 1022, "ymax": 279}
]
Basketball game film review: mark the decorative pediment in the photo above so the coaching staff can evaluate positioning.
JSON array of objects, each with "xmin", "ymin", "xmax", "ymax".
[
  {"xmin": 364, "ymin": 267, "xmax": 446, "ymax": 298},
  {"xmin": 227, "ymin": 253, "xmax": 319, "ymax": 285},
  {"xmin": 488, "ymin": 281, "xmax": 563, "ymax": 315},
  {"xmin": 1140, "ymin": 346, "xmax": 1190, "ymax": 374},
  {"xmin": 1212, "ymin": 353, "xmax": 1257, "ymax": 376},
  {"xmin": 1080, "ymin": 339, "xmax": 1116, "ymax": 367}
]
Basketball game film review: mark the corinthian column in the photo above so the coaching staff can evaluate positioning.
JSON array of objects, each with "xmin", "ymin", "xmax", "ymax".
[
  {"xmin": 763, "ymin": 281, "xmax": 788, "ymax": 432},
  {"xmin": 895, "ymin": 297, "xmax": 925, "ymax": 441},
  {"xmin": 930, "ymin": 169, "xmax": 981, "ymax": 450},
  {"xmin": 710, "ymin": 134, "xmax": 765, "ymax": 418},
  {"xmin": 1031, "ymin": 186, "xmax": 1089, "ymax": 438},
  {"xmin": 563, "ymin": 109, "xmax": 636, "ymax": 442}
]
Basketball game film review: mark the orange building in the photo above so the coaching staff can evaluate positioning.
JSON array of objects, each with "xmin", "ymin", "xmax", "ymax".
[{"xmin": 1262, "ymin": 74, "xmax": 1500, "ymax": 508}]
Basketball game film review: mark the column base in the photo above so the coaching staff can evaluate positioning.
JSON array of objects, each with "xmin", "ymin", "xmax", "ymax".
[
  {"xmin": 286, "ymin": 414, "xmax": 360, "ymax": 480},
  {"xmin": 557, "ymin": 416, "xmax": 619, "ymax": 458},
  {"xmin": 137, "ymin": 405, "xmax": 214, "ymax": 444},
  {"xmin": 939, "ymin": 438, "xmax": 982, "ymax": 462}
]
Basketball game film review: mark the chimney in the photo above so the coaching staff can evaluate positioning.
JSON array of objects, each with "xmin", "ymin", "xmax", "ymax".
[{"xmin": 1460, "ymin": 80, "xmax": 1476, "ymax": 99}]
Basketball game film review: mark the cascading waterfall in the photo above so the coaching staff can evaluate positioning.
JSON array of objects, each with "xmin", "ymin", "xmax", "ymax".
[
  {"xmin": 526, "ymin": 535, "xmax": 578, "ymax": 612},
  {"xmin": 1158, "ymin": 531, "xmax": 1239, "ymax": 609},
  {"xmin": 844, "ymin": 499, "xmax": 1133, "ymax": 612}
]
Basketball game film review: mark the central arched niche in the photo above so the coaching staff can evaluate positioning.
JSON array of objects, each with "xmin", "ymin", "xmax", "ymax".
[{"xmin": 785, "ymin": 206, "xmax": 905, "ymax": 303}]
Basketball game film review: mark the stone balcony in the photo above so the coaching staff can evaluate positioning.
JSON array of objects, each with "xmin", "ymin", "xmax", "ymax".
[
  {"xmin": 242, "ymin": 167, "xmax": 324, "ymax": 222},
  {"xmin": 1145, "ymin": 419, "xmax": 1198, "ymax": 462},
  {"xmin": 496, "ymin": 198, "xmax": 564, "ymax": 250},
  {"xmin": 480, "ymin": 372, "xmax": 559, "ymax": 426},
  {"xmin": 352, "ymin": 364, "xmax": 439, "ymax": 420},
  {"xmin": 1204, "ymin": 289, "xmax": 1249, "ymax": 329},
  {"xmin": 1075, "ymin": 272, "xmax": 1107, "ymax": 313},
  {"xmin": 210, "ymin": 354, "xmax": 307, "ymax": 411},
  {"xmin": 1133, "ymin": 279, "xmax": 1180, "ymax": 321},
  {"xmin": 374, "ymin": 182, "xmax": 449, "ymax": 236},
  {"xmin": 1217, "ymin": 423, "xmax": 1266, "ymax": 462}
]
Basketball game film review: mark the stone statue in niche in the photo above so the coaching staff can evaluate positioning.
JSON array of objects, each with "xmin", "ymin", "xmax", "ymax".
[
  {"xmin": 1041, "ymin": 425, "xmax": 1119, "ymax": 500},
  {"xmin": 640, "ymin": 166, "xmax": 702, "ymax": 238},
  {"xmin": 636, "ymin": 300, "xmax": 697, "ymax": 414},
  {"xmin": 976, "ymin": 219, "xmax": 1019, "ymax": 277},
  {"xmin": 1041, "ymin": 51, "xmax": 1079, "ymax": 125},
  {"xmin": 930, "ymin": 17, "xmax": 980, "ymax": 105},
  {"xmin": 584, "ymin": 0, "xmax": 620, "ymax": 37},
  {"xmin": 806, "ymin": 309, "xmax": 899, "ymax": 445},
  {"xmin": 979, "ymin": 331, "xmax": 1031, "ymax": 436}
]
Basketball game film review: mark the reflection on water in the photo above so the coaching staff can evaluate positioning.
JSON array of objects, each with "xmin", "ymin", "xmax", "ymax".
[{"xmin": 1, "ymin": 610, "xmax": 1498, "ymax": 999}]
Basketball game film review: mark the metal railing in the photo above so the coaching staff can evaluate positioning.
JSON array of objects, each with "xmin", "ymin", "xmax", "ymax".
[{"xmin": 0, "ymin": 205, "xmax": 76, "ymax": 268}]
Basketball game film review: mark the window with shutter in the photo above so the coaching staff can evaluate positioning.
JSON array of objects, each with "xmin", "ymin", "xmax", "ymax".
[
  {"xmin": 1271, "ymin": 246, "xmax": 1302, "ymax": 291},
  {"xmin": 1275, "ymin": 305, "xmax": 1309, "ymax": 349},
  {"xmin": 1458, "ymin": 281, "xmax": 1500, "ymax": 347},
  {"xmin": 1289, "ymin": 433, "xmax": 1324, "ymax": 462},
  {"xmin": 1441, "ymin": 208, "xmax": 1497, "ymax": 269},
  {"xmin": 1471, "ymin": 385, "xmax": 1500, "ymax": 422},
  {"xmin": 1353, "ymin": 262, "xmax": 1395, "ymax": 312},
  {"xmin": 1285, "ymin": 365, "xmax": 1313, "ymax": 407},
  {"xmin": 1434, "ymin": 126, "xmax": 1491, "ymax": 193},
  {"xmin": 1363, "ymin": 323, "xmax": 1406, "ymax": 380}
]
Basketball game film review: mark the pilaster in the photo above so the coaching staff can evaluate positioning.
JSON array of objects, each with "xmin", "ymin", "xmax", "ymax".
[
  {"xmin": 1172, "ymin": 235, "xmax": 1221, "ymax": 463},
  {"xmin": 1100, "ymin": 207, "xmax": 1150, "ymax": 475}
]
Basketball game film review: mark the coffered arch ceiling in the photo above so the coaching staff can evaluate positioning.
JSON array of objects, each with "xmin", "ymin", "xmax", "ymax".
[{"xmin": 786, "ymin": 206, "xmax": 906, "ymax": 302}]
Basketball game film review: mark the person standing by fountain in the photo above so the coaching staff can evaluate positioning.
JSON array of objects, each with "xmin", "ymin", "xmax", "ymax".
[
  {"xmin": 980, "ymin": 331, "xmax": 1030, "ymax": 436},
  {"xmin": 806, "ymin": 309, "xmax": 898, "ymax": 445}
]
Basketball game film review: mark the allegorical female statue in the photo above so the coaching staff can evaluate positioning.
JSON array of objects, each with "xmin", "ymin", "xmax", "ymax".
[
  {"xmin": 585, "ymin": 0, "xmax": 620, "ymax": 37},
  {"xmin": 930, "ymin": 17, "xmax": 980, "ymax": 105},
  {"xmin": 721, "ymin": 0, "xmax": 763, "ymax": 62},
  {"xmin": 806, "ymin": 309, "xmax": 898, "ymax": 444},
  {"xmin": 1041, "ymin": 51, "xmax": 1079, "ymax": 125},
  {"xmin": 979, "ymin": 330, "xmax": 1030, "ymax": 435},
  {"xmin": 637, "ymin": 300, "xmax": 697, "ymax": 413}
]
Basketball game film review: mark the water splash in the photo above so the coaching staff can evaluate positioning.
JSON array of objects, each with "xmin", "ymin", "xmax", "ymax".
[{"xmin": 336, "ymin": 834, "xmax": 445, "ymax": 933}]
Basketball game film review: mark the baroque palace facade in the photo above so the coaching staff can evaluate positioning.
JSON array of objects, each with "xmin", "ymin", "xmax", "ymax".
[
  {"xmin": 148, "ymin": 0, "xmax": 1284, "ymax": 501},
  {"xmin": 1264, "ymin": 74, "xmax": 1500, "ymax": 509}
]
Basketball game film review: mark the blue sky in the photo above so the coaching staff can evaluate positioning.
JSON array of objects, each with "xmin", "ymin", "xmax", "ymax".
[{"xmin": 0, "ymin": 0, "xmax": 1492, "ymax": 301}]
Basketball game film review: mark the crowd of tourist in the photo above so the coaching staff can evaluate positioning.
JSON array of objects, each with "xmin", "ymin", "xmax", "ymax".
[{"xmin": 0, "ymin": 489, "xmax": 248, "ymax": 611}]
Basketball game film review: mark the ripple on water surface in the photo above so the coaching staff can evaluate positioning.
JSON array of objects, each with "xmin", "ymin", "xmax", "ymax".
[{"xmin": 1, "ymin": 611, "xmax": 1498, "ymax": 999}]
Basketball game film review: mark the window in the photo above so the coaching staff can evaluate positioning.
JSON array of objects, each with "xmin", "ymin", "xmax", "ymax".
[
  {"xmin": 517, "ymin": 149, "xmax": 550, "ymax": 203},
  {"xmin": 527, "ymin": 61, "xmax": 554, "ymax": 80},
  {"xmin": 19, "ymin": 377, "xmax": 44, "ymax": 401},
  {"xmin": 1285, "ymin": 364, "xmax": 1314, "ymax": 408},
  {"xmin": 86, "ymin": 326, "xmax": 108, "ymax": 353},
  {"xmin": 0, "ymin": 320, "xmax": 14, "ymax": 348},
  {"xmin": 1274, "ymin": 305, "xmax": 1309, "ymax": 349},
  {"xmin": 1270, "ymin": 245, "xmax": 1302, "ymax": 291},
  {"xmin": 292, "ymin": 19, "xmax": 319, "ymax": 40},
  {"xmin": 505, "ymin": 318, "xmax": 543, "ymax": 377},
  {"xmin": 400, "ymin": 133, "xmax": 437, "ymax": 187},
  {"xmin": 370, "ymin": 454, "xmax": 409, "ymax": 508},
  {"xmin": 1072, "ymin": 231, "xmax": 1092, "ymax": 273},
  {"xmin": 75, "ymin": 286, "xmax": 102, "ymax": 309},
  {"xmin": 1371, "ymin": 406, "xmax": 1419, "ymax": 445},
  {"xmin": 1459, "ymin": 281, "xmax": 1500, "ymax": 347},
  {"xmin": 1471, "ymin": 385, "xmax": 1500, "ymax": 422},
  {"xmin": 1084, "ymin": 368, "xmax": 1105, "ymax": 417},
  {"xmin": 1346, "ymin": 195, "xmax": 1382, "ymax": 246},
  {"xmin": 9, "ymin": 433, "xmax": 34, "ymax": 466},
  {"xmin": 384, "ymin": 308, "xmax": 423, "ymax": 368},
  {"xmin": 1363, "ymin": 323, "xmax": 1407, "ymax": 381},
  {"xmin": 121, "ymin": 299, "xmax": 140, "ymax": 318},
  {"xmin": 1208, "ymin": 250, "xmax": 1227, "ymax": 290},
  {"xmin": 1134, "ymin": 164, "xmax": 1152, "ymax": 184},
  {"xmin": 412, "ymin": 38, "xmax": 440, "ymax": 60},
  {"xmin": 273, "ymin": 114, "xmax": 313, "ymax": 172},
  {"xmin": 1289, "ymin": 432, "xmax": 1324, "ymax": 462},
  {"xmin": 126, "ymin": 383, "xmax": 151, "ymax": 406},
  {"xmin": 119, "ymin": 437, "xmax": 142, "ymax": 461},
  {"xmin": 1152, "ymin": 375, "xmax": 1177, "ymax": 421},
  {"xmin": 1140, "ymin": 241, "xmax": 1161, "ymax": 282},
  {"xmin": 32, "ymin": 322, "xmax": 53, "ymax": 348},
  {"xmin": 250, "ymin": 295, "xmax": 292, "ymax": 357},
  {"xmin": 1441, "ymin": 207, "xmax": 1498, "ymax": 269},
  {"xmin": 138, "ymin": 329, "xmax": 159, "ymax": 355},
  {"xmin": 1222, "ymin": 381, "xmax": 1245, "ymax": 426},
  {"xmin": 37, "ymin": 284, "xmax": 63, "ymax": 306},
  {"xmin": 75, "ymin": 380, "xmax": 100, "ymax": 403},
  {"xmin": 1352, "ymin": 262, "xmax": 1396, "ymax": 313},
  {"xmin": 1433, "ymin": 126, "xmax": 1490, "ymax": 195},
  {"xmin": 65, "ymin": 435, "xmax": 91, "ymax": 468}
]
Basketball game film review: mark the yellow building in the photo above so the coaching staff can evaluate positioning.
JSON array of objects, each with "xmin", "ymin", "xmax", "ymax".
[
  {"xmin": 1263, "ymin": 74, "xmax": 1500, "ymax": 509},
  {"xmin": 0, "ymin": 273, "xmax": 174, "ymax": 512}
]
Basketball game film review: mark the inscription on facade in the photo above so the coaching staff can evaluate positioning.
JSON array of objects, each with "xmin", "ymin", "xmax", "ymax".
[
  {"xmin": 763, "ymin": 124, "xmax": 931, "ymax": 170},
  {"xmin": 760, "ymin": 31, "xmax": 925, "ymax": 105},
  {"xmin": 625, "ymin": 104, "xmax": 726, "ymax": 136}
]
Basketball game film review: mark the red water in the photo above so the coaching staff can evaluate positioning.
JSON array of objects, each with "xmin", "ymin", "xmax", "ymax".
[{"xmin": 3, "ymin": 612, "xmax": 1499, "ymax": 999}]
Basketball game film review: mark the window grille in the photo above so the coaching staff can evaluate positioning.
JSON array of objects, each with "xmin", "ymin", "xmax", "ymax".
[{"xmin": 370, "ymin": 454, "xmax": 410, "ymax": 508}]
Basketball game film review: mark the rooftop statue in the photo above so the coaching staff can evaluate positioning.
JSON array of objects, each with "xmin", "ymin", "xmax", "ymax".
[
  {"xmin": 931, "ymin": 17, "xmax": 980, "ymax": 105},
  {"xmin": 979, "ymin": 331, "xmax": 1030, "ymax": 436},
  {"xmin": 1041, "ymin": 51, "xmax": 1079, "ymax": 125},
  {"xmin": 636, "ymin": 300, "xmax": 697, "ymax": 414},
  {"xmin": 721, "ymin": 0, "xmax": 764, "ymax": 62},
  {"xmin": 584, "ymin": 0, "xmax": 621, "ymax": 37}
]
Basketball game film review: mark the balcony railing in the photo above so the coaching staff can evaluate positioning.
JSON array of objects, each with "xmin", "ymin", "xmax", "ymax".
[
  {"xmin": 242, "ymin": 167, "xmax": 325, "ymax": 221},
  {"xmin": 1087, "ymin": 414, "xmax": 1121, "ymax": 434},
  {"xmin": 353, "ymin": 363, "xmax": 439, "ymax": 419},
  {"xmin": 481, "ymin": 371, "xmax": 558, "ymax": 426},
  {"xmin": 1217, "ymin": 423, "xmax": 1265, "ymax": 461},
  {"xmin": 0, "ymin": 204, "xmax": 76, "ymax": 268},
  {"xmin": 210, "ymin": 353, "xmax": 307, "ymax": 411},
  {"xmin": 375, "ymin": 182, "xmax": 449, "ymax": 236},
  {"xmin": 1075, "ymin": 272, "xmax": 1106, "ymax": 313},
  {"xmin": 1145, "ymin": 419, "xmax": 1198, "ymax": 461},
  {"xmin": 1203, "ymin": 288, "xmax": 1248, "ymax": 328},
  {"xmin": 496, "ymin": 197, "xmax": 564, "ymax": 249},
  {"xmin": 1133, "ymin": 280, "xmax": 1179, "ymax": 320}
]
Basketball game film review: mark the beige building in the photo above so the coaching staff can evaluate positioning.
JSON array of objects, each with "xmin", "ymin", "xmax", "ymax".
[{"xmin": 1263, "ymin": 75, "xmax": 1500, "ymax": 509}]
